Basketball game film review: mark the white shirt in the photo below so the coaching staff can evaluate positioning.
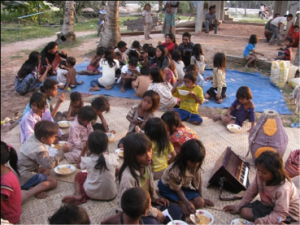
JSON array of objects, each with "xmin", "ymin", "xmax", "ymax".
[
  {"xmin": 98, "ymin": 59, "xmax": 119, "ymax": 87},
  {"xmin": 142, "ymin": 10, "xmax": 153, "ymax": 24},
  {"xmin": 57, "ymin": 67, "xmax": 68, "ymax": 83},
  {"xmin": 81, "ymin": 153, "xmax": 119, "ymax": 200},
  {"xmin": 271, "ymin": 17, "xmax": 287, "ymax": 27},
  {"xmin": 174, "ymin": 60, "xmax": 185, "ymax": 80},
  {"xmin": 121, "ymin": 64, "xmax": 140, "ymax": 75}
]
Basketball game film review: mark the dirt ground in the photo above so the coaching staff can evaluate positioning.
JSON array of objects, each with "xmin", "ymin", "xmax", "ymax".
[{"xmin": 0, "ymin": 23, "xmax": 287, "ymax": 132}]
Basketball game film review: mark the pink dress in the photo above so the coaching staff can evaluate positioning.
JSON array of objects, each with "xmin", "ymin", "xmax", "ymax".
[
  {"xmin": 65, "ymin": 117, "xmax": 93, "ymax": 163},
  {"xmin": 169, "ymin": 126, "xmax": 198, "ymax": 153}
]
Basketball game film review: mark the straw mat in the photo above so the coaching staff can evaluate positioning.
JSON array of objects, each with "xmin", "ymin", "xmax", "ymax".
[{"xmin": 2, "ymin": 102, "xmax": 300, "ymax": 224}]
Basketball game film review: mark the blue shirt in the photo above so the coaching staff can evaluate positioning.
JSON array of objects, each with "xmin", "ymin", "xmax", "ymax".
[{"xmin": 243, "ymin": 43, "xmax": 255, "ymax": 57}]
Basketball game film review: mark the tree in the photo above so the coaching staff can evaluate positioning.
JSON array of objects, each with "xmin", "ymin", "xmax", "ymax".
[
  {"xmin": 98, "ymin": 1, "xmax": 121, "ymax": 48},
  {"xmin": 195, "ymin": 1, "xmax": 204, "ymax": 35},
  {"xmin": 56, "ymin": 1, "xmax": 76, "ymax": 44}
]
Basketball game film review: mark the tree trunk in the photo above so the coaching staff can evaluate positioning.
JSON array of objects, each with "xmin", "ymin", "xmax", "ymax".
[
  {"xmin": 98, "ymin": 1, "xmax": 121, "ymax": 48},
  {"xmin": 57, "ymin": 1, "xmax": 76, "ymax": 44},
  {"xmin": 195, "ymin": 1, "xmax": 204, "ymax": 35},
  {"xmin": 294, "ymin": 46, "xmax": 299, "ymax": 66},
  {"xmin": 244, "ymin": 2, "xmax": 247, "ymax": 16}
]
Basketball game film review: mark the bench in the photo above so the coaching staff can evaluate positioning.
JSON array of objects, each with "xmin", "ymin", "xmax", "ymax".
[{"xmin": 123, "ymin": 17, "xmax": 158, "ymax": 32}]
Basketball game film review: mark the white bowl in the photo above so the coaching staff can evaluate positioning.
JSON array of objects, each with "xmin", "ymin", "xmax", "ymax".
[
  {"xmin": 54, "ymin": 165, "xmax": 75, "ymax": 175},
  {"xmin": 58, "ymin": 121, "xmax": 71, "ymax": 129},
  {"xmin": 106, "ymin": 132, "xmax": 115, "ymax": 142},
  {"xmin": 51, "ymin": 141, "xmax": 69, "ymax": 149},
  {"xmin": 230, "ymin": 218, "xmax": 251, "ymax": 225},
  {"xmin": 115, "ymin": 148, "xmax": 124, "ymax": 157},
  {"xmin": 178, "ymin": 90, "xmax": 189, "ymax": 96},
  {"xmin": 167, "ymin": 220, "xmax": 188, "ymax": 225},
  {"xmin": 227, "ymin": 124, "xmax": 242, "ymax": 133},
  {"xmin": 190, "ymin": 209, "xmax": 214, "ymax": 225}
]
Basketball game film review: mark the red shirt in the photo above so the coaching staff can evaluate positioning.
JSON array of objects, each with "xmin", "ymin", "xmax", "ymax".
[
  {"xmin": 1, "ymin": 169, "xmax": 22, "ymax": 223},
  {"xmin": 287, "ymin": 23, "xmax": 299, "ymax": 48},
  {"xmin": 162, "ymin": 42, "xmax": 175, "ymax": 55}
]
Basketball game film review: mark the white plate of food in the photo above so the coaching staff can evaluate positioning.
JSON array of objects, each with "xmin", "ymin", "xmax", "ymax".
[
  {"xmin": 167, "ymin": 220, "xmax": 188, "ymax": 225},
  {"xmin": 115, "ymin": 148, "xmax": 124, "ymax": 157},
  {"xmin": 227, "ymin": 124, "xmax": 242, "ymax": 133},
  {"xmin": 178, "ymin": 90, "xmax": 189, "ymax": 96},
  {"xmin": 58, "ymin": 121, "xmax": 71, "ymax": 129},
  {"xmin": 51, "ymin": 141, "xmax": 68, "ymax": 149},
  {"xmin": 230, "ymin": 218, "xmax": 251, "ymax": 225},
  {"xmin": 106, "ymin": 132, "xmax": 115, "ymax": 142},
  {"xmin": 190, "ymin": 210, "xmax": 214, "ymax": 225},
  {"xmin": 54, "ymin": 165, "xmax": 75, "ymax": 175}
]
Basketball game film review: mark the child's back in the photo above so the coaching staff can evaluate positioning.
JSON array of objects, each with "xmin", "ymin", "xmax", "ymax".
[
  {"xmin": 80, "ymin": 151, "xmax": 118, "ymax": 200},
  {"xmin": 134, "ymin": 66, "xmax": 152, "ymax": 97}
]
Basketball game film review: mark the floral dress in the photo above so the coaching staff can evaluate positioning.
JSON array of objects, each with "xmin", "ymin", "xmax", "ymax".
[{"xmin": 169, "ymin": 125, "xmax": 198, "ymax": 153}]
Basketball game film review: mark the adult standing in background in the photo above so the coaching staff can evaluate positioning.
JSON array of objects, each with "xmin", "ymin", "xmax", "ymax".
[
  {"xmin": 269, "ymin": 14, "xmax": 294, "ymax": 46},
  {"xmin": 162, "ymin": 1, "xmax": 179, "ymax": 36},
  {"xmin": 264, "ymin": 13, "xmax": 280, "ymax": 42},
  {"xmin": 177, "ymin": 32, "xmax": 194, "ymax": 67}
]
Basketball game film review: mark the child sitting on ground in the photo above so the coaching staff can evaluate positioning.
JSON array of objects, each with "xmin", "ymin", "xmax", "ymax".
[
  {"xmin": 185, "ymin": 64, "xmax": 204, "ymax": 88},
  {"xmin": 91, "ymin": 96, "xmax": 115, "ymax": 134},
  {"xmin": 133, "ymin": 66, "xmax": 153, "ymax": 97},
  {"xmin": 77, "ymin": 47, "xmax": 105, "ymax": 75},
  {"xmin": 126, "ymin": 90, "xmax": 160, "ymax": 134},
  {"xmin": 18, "ymin": 120, "xmax": 69, "ymax": 200},
  {"xmin": 1, "ymin": 141, "xmax": 21, "ymax": 224},
  {"xmin": 62, "ymin": 130, "xmax": 119, "ymax": 205},
  {"xmin": 205, "ymin": 52, "xmax": 227, "ymax": 104},
  {"xmin": 213, "ymin": 86, "xmax": 255, "ymax": 132},
  {"xmin": 20, "ymin": 92, "xmax": 62, "ymax": 144},
  {"xmin": 23, "ymin": 78, "xmax": 65, "ymax": 120},
  {"xmin": 120, "ymin": 187, "xmax": 151, "ymax": 224},
  {"xmin": 65, "ymin": 106, "xmax": 95, "ymax": 164},
  {"xmin": 144, "ymin": 118, "xmax": 176, "ymax": 180},
  {"xmin": 163, "ymin": 67, "xmax": 177, "ymax": 85},
  {"xmin": 63, "ymin": 92, "xmax": 84, "ymax": 121},
  {"xmin": 57, "ymin": 60, "xmax": 68, "ymax": 84},
  {"xmin": 190, "ymin": 44, "xmax": 206, "ymax": 76},
  {"xmin": 158, "ymin": 139, "xmax": 214, "ymax": 216},
  {"xmin": 161, "ymin": 111, "xmax": 198, "ymax": 153},
  {"xmin": 243, "ymin": 34, "xmax": 264, "ymax": 69},
  {"xmin": 172, "ymin": 51, "xmax": 185, "ymax": 80},
  {"xmin": 224, "ymin": 151, "xmax": 300, "ymax": 224},
  {"xmin": 90, "ymin": 47, "xmax": 119, "ymax": 91},
  {"xmin": 275, "ymin": 37, "xmax": 293, "ymax": 61},
  {"xmin": 48, "ymin": 204, "xmax": 90, "ymax": 224},
  {"xmin": 121, "ymin": 57, "xmax": 140, "ymax": 93},
  {"xmin": 172, "ymin": 72, "xmax": 204, "ymax": 125},
  {"xmin": 114, "ymin": 41, "xmax": 128, "ymax": 65},
  {"xmin": 125, "ymin": 40, "xmax": 141, "ymax": 56},
  {"xmin": 59, "ymin": 57, "xmax": 83, "ymax": 91}
]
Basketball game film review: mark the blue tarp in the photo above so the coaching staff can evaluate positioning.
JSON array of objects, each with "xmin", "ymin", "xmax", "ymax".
[{"xmin": 56, "ymin": 60, "xmax": 291, "ymax": 115}]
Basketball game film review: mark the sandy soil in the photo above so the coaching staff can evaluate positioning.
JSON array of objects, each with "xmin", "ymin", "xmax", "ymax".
[{"xmin": 1, "ymin": 23, "xmax": 280, "ymax": 132}]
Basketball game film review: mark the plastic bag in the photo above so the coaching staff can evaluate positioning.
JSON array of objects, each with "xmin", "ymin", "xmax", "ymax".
[{"xmin": 270, "ymin": 60, "xmax": 290, "ymax": 88}]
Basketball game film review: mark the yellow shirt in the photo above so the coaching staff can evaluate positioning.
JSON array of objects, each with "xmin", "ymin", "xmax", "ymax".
[
  {"xmin": 173, "ymin": 85, "xmax": 204, "ymax": 114},
  {"xmin": 152, "ymin": 141, "xmax": 174, "ymax": 172}
]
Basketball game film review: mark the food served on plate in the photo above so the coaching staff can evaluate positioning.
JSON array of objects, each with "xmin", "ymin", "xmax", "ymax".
[
  {"xmin": 58, "ymin": 121, "xmax": 70, "ymax": 128},
  {"xmin": 178, "ymin": 90, "xmax": 189, "ymax": 96},
  {"xmin": 227, "ymin": 124, "xmax": 241, "ymax": 133},
  {"xmin": 56, "ymin": 167, "xmax": 73, "ymax": 174},
  {"xmin": 106, "ymin": 132, "xmax": 115, "ymax": 141},
  {"xmin": 195, "ymin": 215, "xmax": 210, "ymax": 225},
  {"xmin": 230, "ymin": 218, "xmax": 251, "ymax": 225},
  {"xmin": 115, "ymin": 148, "xmax": 124, "ymax": 157}
]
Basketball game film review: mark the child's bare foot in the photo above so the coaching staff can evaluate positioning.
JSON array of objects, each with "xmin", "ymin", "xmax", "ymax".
[
  {"xmin": 213, "ymin": 115, "xmax": 221, "ymax": 122},
  {"xmin": 217, "ymin": 99, "xmax": 223, "ymax": 104},
  {"xmin": 105, "ymin": 85, "xmax": 113, "ymax": 90},
  {"xmin": 77, "ymin": 81, "xmax": 84, "ymax": 85},
  {"xmin": 89, "ymin": 86, "xmax": 101, "ymax": 92},
  {"xmin": 121, "ymin": 87, "xmax": 125, "ymax": 93},
  {"xmin": 253, "ymin": 66, "xmax": 259, "ymax": 71},
  {"xmin": 62, "ymin": 195, "xmax": 83, "ymax": 205},
  {"xmin": 244, "ymin": 65, "xmax": 249, "ymax": 69},
  {"xmin": 35, "ymin": 191, "xmax": 48, "ymax": 199}
]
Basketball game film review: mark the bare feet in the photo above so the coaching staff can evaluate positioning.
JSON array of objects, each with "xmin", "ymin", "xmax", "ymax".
[
  {"xmin": 244, "ymin": 65, "xmax": 249, "ymax": 69},
  {"xmin": 105, "ymin": 85, "xmax": 113, "ymax": 90},
  {"xmin": 121, "ymin": 87, "xmax": 125, "ymax": 93},
  {"xmin": 77, "ymin": 81, "xmax": 84, "ymax": 85},
  {"xmin": 62, "ymin": 195, "xmax": 83, "ymax": 205},
  {"xmin": 89, "ymin": 86, "xmax": 101, "ymax": 92},
  {"xmin": 217, "ymin": 99, "xmax": 223, "ymax": 104},
  {"xmin": 35, "ymin": 191, "xmax": 48, "ymax": 199},
  {"xmin": 254, "ymin": 66, "xmax": 259, "ymax": 71},
  {"xmin": 213, "ymin": 115, "xmax": 221, "ymax": 122}
]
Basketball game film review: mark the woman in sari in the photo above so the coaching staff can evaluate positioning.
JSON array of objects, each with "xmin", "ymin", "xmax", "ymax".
[{"xmin": 162, "ymin": 1, "xmax": 179, "ymax": 36}]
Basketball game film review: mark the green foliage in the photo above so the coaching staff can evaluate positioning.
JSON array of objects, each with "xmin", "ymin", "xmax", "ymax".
[
  {"xmin": 1, "ymin": 1, "xmax": 50, "ymax": 16},
  {"xmin": 177, "ymin": 1, "xmax": 190, "ymax": 14}
]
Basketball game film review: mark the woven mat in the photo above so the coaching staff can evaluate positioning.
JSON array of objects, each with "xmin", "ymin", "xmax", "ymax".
[{"xmin": 3, "ymin": 102, "xmax": 300, "ymax": 224}]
